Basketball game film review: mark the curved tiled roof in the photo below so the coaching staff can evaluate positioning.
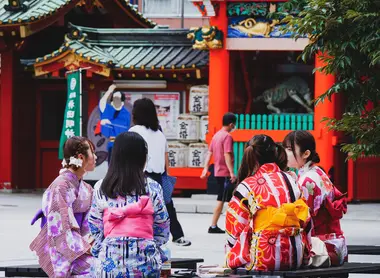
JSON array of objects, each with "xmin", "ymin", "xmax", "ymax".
[
  {"xmin": 26, "ymin": 24, "xmax": 208, "ymax": 71},
  {"xmin": 0, "ymin": 0, "xmax": 77, "ymax": 25},
  {"xmin": 0, "ymin": 0, "xmax": 155, "ymax": 28}
]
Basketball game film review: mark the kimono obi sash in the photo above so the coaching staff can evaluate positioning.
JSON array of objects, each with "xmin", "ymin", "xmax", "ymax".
[
  {"xmin": 31, "ymin": 209, "xmax": 84, "ymax": 229},
  {"xmin": 253, "ymin": 199, "xmax": 309, "ymax": 233},
  {"xmin": 103, "ymin": 195, "xmax": 154, "ymax": 239}
]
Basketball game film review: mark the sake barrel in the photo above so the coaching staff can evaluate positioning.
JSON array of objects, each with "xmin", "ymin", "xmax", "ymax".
[
  {"xmin": 189, "ymin": 85, "xmax": 209, "ymax": 115},
  {"xmin": 167, "ymin": 142, "xmax": 188, "ymax": 168},
  {"xmin": 188, "ymin": 143, "xmax": 208, "ymax": 168},
  {"xmin": 176, "ymin": 114, "xmax": 200, "ymax": 143},
  {"xmin": 200, "ymin": 115, "xmax": 209, "ymax": 142}
]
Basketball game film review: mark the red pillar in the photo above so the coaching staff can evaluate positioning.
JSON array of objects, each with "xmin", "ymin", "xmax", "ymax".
[
  {"xmin": 0, "ymin": 50, "xmax": 14, "ymax": 191},
  {"xmin": 207, "ymin": 2, "xmax": 229, "ymax": 140},
  {"xmin": 314, "ymin": 53, "xmax": 335, "ymax": 173}
]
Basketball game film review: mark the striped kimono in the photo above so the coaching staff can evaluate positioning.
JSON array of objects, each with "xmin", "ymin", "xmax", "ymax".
[
  {"xmin": 30, "ymin": 170, "xmax": 94, "ymax": 277},
  {"xmin": 225, "ymin": 163, "xmax": 311, "ymax": 271}
]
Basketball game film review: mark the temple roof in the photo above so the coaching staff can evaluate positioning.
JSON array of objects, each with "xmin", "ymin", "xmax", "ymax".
[
  {"xmin": 22, "ymin": 24, "xmax": 209, "ymax": 77},
  {"xmin": 0, "ymin": 0, "xmax": 155, "ymax": 37}
]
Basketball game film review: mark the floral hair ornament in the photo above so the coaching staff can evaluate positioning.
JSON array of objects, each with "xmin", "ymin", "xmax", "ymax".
[
  {"xmin": 61, "ymin": 159, "xmax": 68, "ymax": 168},
  {"xmin": 69, "ymin": 156, "xmax": 83, "ymax": 168}
]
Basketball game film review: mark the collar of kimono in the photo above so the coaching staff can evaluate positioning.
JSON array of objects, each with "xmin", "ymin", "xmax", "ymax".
[
  {"xmin": 256, "ymin": 163, "xmax": 281, "ymax": 175},
  {"xmin": 298, "ymin": 161, "xmax": 313, "ymax": 177},
  {"xmin": 59, "ymin": 169, "xmax": 81, "ymax": 187}
]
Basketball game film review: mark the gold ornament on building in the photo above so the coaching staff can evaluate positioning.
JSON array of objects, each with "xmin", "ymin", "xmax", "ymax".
[
  {"xmin": 230, "ymin": 18, "xmax": 279, "ymax": 38},
  {"xmin": 187, "ymin": 26, "xmax": 223, "ymax": 50}
]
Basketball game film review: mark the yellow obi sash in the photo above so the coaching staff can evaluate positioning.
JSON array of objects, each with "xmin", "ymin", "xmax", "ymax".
[{"xmin": 253, "ymin": 199, "xmax": 309, "ymax": 233}]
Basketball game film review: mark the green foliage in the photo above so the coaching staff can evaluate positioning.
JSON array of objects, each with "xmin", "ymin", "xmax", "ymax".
[{"xmin": 273, "ymin": 0, "xmax": 380, "ymax": 159}]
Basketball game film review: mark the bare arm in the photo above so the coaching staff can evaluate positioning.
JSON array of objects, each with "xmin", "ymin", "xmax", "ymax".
[
  {"xmin": 99, "ymin": 84, "xmax": 116, "ymax": 113},
  {"xmin": 200, "ymin": 151, "xmax": 212, "ymax": 179},
  {"xmin": 224, "ymin": 152, "xmax": 236, "ymax": 182}
]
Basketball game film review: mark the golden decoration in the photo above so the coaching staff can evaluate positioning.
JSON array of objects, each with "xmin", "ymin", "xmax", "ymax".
[
  {"xmin": 130, "ymin": 65, "xmax": 134, "ymax": 69},
  {"xmin": 181, "ymin": 65, "xmax": 185, "ymax": 69},
  {"xmin": 161, "ymin": 65, "xmax": 165, "ymax": 70},
  {"xmin": 230, "ymin": 18, "xmax": 279, "ymax": 38},
  {"xmin": 171, "ymin": 65, "xmax": 175, "ymax": 69},
  {"xmin": 173, "ymin": 74, "xmax": 177, "ymax": 78},
  {"xmin": 159, "ymin": 74, "xmax": 163, "ymax": 78},
  {"xmin": 132, "ymin": 73, "xmax": 136, "ymax": 78},
  {"xmin": 186, "ymin": 73, "xmax": 190, "ymax": 78},
  {"xmin": 141, "ymin": 65, "xmax": 145, "ymax": 70},
  {"xmin": 187, "ymin": 26, "xmax": 223, "ymax": 50},
  {"xmin": 151, "ymin": 66, "xmax": 155, "ymax": 70}
]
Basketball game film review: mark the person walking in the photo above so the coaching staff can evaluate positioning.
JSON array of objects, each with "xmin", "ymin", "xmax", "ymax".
[{"xmin": 201, "ymin": 112, "xmax": 237, "ymax": 234}]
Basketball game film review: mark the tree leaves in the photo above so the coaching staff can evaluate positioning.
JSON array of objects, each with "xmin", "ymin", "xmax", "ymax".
[{"xmin": 275, "ymin": 0, "xmax": 380, "ymax": 159}]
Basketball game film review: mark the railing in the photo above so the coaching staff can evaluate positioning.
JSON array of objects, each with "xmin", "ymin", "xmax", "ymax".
[
  {"xmin": 233, "ymin": 113, "xmax": 314, "ymax": 174},
  {"xmin": 235, "ymin": 113, "xmax": 314, "ymax": 130}
]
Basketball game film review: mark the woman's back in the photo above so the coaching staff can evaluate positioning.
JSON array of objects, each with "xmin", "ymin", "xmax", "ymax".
[
  {"xmin": 89, "ymin": 178, "xmax": 170, "ymax": 277},
  {"xmin": 129, "ymin": 124, "xmax": 167, "ymax": 174},
  {"xmin": 226, "ymin": 163, "xmax": 310, "ymax": 271}
]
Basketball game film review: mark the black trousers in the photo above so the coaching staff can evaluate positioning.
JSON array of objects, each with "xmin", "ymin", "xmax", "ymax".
[{"xmin": 146, "ymin": 172, "xmax": 185, "ymax": 241}]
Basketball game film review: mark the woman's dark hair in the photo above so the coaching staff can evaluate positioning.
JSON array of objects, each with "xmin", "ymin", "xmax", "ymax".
[
  {"xmin": 237, "ymin": 134, "xmax": 287, "ymax": 183},
  {"xmin": 62, "ymin": 136, "xmax": 95, "ymax": 171},
  {"xmin": 132, "ymin": 98, "xmax": 159, "ymax": 131},
  {"xmin": 101, "ymin": 132, "xmax": 148, "ymax": 198},
  {"xmin": 282, "ymin": 130, "xmax": 320, "ymax": 164}
]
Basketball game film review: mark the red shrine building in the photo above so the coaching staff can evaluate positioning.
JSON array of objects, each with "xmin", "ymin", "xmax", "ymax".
[{"xmin": 0, "ymin": 0, "xmax": 379, "ymax": 201}]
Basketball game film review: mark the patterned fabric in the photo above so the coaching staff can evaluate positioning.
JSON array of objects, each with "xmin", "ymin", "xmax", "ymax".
[
  {"xmin": 225, "ymin": 163, "xmax": 311, "ymax": 271},
  {"xmin": 89, "ymin": 178, "xmax": 170, "ymax": 277},
  {"xmin": 30, "ymin": 170, "xmax": 94, "ymax": 278},
  {"xmin": 161, "ymin": 173, "xmax": 176, "ymax": 204},
  {"xmin": 298, "ymin": 161, "xmax": 348, "ymax": 266}
]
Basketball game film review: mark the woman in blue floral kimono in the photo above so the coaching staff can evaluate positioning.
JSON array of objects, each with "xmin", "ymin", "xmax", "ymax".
[
  {"xmin": 30, "ymin": 136, "xmax": 97, "ymax": 277},
  {"xmin": 89, "ymin": 131, "xmax": 170, "ymax": 277}
]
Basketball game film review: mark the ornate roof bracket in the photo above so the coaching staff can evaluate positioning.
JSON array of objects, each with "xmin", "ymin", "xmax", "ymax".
[{"xmin": 4, "ymin": 0, "xmax": 28, "ymax": 13}]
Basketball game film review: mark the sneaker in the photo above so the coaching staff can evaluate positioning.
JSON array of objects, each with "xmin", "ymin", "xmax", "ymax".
[
  {"xmin": 173, "ymin": 237, "xmax": 192, "ymax": 246},
  {"xmin": 208, "ymin": 226, "xmax": 225, "ymax": 234}
]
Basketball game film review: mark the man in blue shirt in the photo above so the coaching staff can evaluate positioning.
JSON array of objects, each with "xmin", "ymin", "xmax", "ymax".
[{"xmin": 99, "ymin": 84, "xmax": 131, "ymax": 162}]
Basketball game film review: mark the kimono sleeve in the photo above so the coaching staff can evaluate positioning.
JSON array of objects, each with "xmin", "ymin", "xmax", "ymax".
[
  {"xmin": 299, "ymin": 172, "xmax": 324, "ymax": 216},
  {"xmin": 88, "ymin": 181, "xmax": 105, "ymax": 258},
  {"xmin": 225, "ymin": 182, "xmax": 256, "ymax": 268},
  {"xmin": 149, "ymin": 180, "xmax": 170, "ymax": 246},
  {"xmin": 43, "ymin": 182, "xmax": 91, "ymax": 268}
]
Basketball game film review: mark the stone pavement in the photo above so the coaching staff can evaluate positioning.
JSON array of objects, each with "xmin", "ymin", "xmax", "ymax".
[{"xmin": 1, "ymin": 193, "xmax": 380, "ymax": 277}]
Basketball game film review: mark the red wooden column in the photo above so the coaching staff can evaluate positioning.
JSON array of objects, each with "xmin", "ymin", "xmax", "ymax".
[
  {"xmin": 0, "ymin": 50, "xmax": 14, "ymax": 191},
  {"xmin": 314, "ymin": 53, "xmax": 335, "ymax": 173},
  {"xmin": 207, "ymin": 1, "xmax": 229, "ymax": 140}
]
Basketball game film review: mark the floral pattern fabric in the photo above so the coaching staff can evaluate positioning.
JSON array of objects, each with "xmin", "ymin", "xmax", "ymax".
[
  {"xmin": 298, "ymin": 162, "xmax": 348, "ymax": 266},
  {"xmin": 225, "ymin": 163, "xmax": 311, "ymax": 271},
  {"xmin": 89, "ymin": 178, "xmax": 170, "ymax": 277},
  {"xmin": 30, "ymin": 170, "xmax": 94, "ymax": 278}
]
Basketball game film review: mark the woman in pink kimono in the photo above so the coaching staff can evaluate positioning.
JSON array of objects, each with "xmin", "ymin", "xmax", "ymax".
[
  {"xmin": 283, "ymin": 131, "xmax": 347, "ymax": 267},
  {"xmin": 30, "ymin": 136, "xmax": 97, "ymax": 277}
]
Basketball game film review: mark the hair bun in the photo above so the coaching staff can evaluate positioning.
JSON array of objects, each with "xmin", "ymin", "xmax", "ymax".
[{"xmin": 312, "ymin": 152, "xmax": 320, "ymax": 163}]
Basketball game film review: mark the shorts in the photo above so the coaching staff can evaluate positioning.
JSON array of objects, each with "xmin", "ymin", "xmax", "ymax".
[{"xmin": 215, "ymin": 177, "xmax": 235, "ymax": 202}]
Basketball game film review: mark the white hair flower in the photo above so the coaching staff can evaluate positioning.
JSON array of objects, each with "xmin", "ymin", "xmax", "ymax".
[
  {"xmin": 61, "ymin": 159, "xmax": 68, "ymax": 168},
  {"xmin": 69, "ymin": 156, "xmax": 83, "ymax": 168}
]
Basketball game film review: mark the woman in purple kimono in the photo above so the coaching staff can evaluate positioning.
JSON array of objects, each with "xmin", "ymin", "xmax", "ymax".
[{"xmin": 30, "ymin": 136, "xmax": 97, "ymax": 277}]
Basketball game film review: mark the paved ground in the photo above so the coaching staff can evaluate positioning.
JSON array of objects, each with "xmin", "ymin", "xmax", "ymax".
[{"xmin": 1, "ymin": 193, "xmax": 380, "ymax": 277}]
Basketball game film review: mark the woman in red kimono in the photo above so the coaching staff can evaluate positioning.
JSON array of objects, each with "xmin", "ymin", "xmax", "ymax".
[
  {"xmin": 283, "ymin": 131, "xmax": 347, "ymax": 267},
  {"xmin": 225, "ymin": 135, "xmax": 311, "ymax": 271}
]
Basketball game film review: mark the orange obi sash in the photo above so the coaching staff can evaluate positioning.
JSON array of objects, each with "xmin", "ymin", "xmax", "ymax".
[{"xmin": 253, "ymin": 199, "xmax": 309, "ymax": 233}]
